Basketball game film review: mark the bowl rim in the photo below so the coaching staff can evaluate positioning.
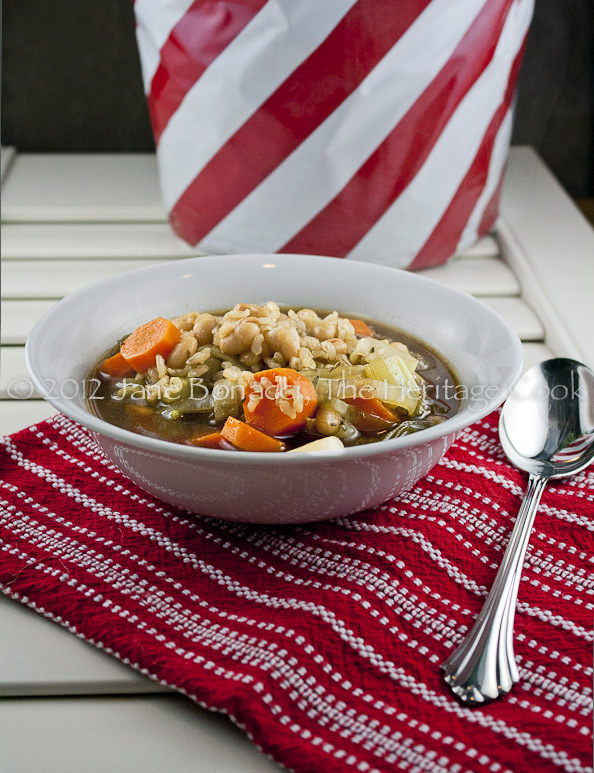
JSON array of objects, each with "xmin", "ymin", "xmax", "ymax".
[{"xmin": 25, "ymin": 253, "xmax": 524, "ymax": 464}]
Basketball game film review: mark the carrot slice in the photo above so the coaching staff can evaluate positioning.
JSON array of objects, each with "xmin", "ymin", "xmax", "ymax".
[
  {"xmin": 345, "ymin": 396, "xmax": 398, "ymax": 422},
  {"xmin": 124, "ymin": 402, "xmax": 158, "ymax": 433},
  {"xmin": 189, "ymin": 431, "xmax": 224, "ymax": 449},
  {"xmin": 346, "ymin": 408, "xmax": 396, "ymax": 432},
  {"xmin": 243, "ymin": 368, "xmax": 318, "ymax": 437},
  {"xmin": 349, "ymin": 318, "xmax": 374, "ymax": 337},
  {"xmin": 120, "ymin": 317, "xmax": 181, "ymax": 373},
  {"xmin": 99, "ymin": 351, "xmax": 135, "ymax": 378},
  {"xmin": 125, "ymin": 403, "xmax": 154, "ymax": 420},
  {"xmin": 221, "ymin": 417, "xmax": 285, "ymax": 452},
  {"xmin": 344, "ymin": 396, "xmax": 399, "ymax": 432}
]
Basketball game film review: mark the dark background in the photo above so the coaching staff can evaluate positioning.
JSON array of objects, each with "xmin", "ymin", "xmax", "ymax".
[{"xmin": 2, "ymin": 0, "xmax": 593, "ymax": 199}]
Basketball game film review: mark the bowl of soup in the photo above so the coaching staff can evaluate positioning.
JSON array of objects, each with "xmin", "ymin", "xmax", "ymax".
[{"xmin": 26, "ymin": 254, "xmax": 523, "ymax": 523}]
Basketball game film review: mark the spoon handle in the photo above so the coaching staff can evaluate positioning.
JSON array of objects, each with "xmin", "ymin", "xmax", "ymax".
[{"xmin": 442, "ymin": 472, "xmax": 548, "ymax": 704}]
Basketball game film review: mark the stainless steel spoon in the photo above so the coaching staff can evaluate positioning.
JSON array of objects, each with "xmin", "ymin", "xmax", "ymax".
[{"xmin": 442, "ymin": 358, "xmax": 594, "ymax": 704}]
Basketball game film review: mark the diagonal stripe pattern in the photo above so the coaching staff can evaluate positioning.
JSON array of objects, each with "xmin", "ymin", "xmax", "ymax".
[
  {"xmin": 135, "ymin": 0, "xmax": 534, "ymax": 266},
  {"xmin": 135, "ymin": 0, "xmax": 534, "ymax": 268},
  {"xmin": 1, "ymin": 410, "xmax": 593, "ymax": 772}
]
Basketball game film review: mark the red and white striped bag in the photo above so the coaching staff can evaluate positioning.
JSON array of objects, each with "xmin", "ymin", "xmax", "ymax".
[{"xmin": 134, "ymin": 0, "xmax": 533, "ymax": 269}]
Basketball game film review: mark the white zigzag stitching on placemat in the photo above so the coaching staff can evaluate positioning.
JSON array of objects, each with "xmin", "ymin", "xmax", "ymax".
[
  {"xmin": 1, "ymin": 485, "xmax": 591, "ymax": 761},
  {"xmin": 3, "ymin": 436, "xmax": 593, "ymax": 703},
  {"xmin": 2, "ymin": 434, "xmax": 588, "ymax": 704},
  {"xmin": 40, "ymin": 417, "xmax": 123, "ymax": 474},
  {"xmin": 0, "ymin": 525, "xmax": 455, "ymax": 773},
  {"xmin": 438, "ymin": 459, "xmax": 594, "ymax": 531},
  {"xmin": 291, "ymin": 527, "xmax": 594, "ymax": 632},
  {"xmin": 218, "ymin": 523, "xmax": 594, "ymax": 714},
  {"xmin": 0, "ymin": 526, "xmax": 588, "ymax": 773},
  {"xmin": 407, "ymin": 478, "xmax": 594, "ymax": 561},
  {"xmin": 7, "ymin": 431, "xmax": 591, "ymax": 642},
  {"xmin": 338, "ymin": 508, "xmax": 594, "ymax": 590},
  {"xmin": 2, "ymin": 432, "xmax": 588, "ymax": 692},
  {"xmin": 0, "ymin": 496, "xmax": 466, "ymax": 767},
  {"xmin": 382, "ymin": 493, "xmax": 594, "ymax": 587},
  {"xmin": 197, "ymin": 515, "xmax": 594, "ymax": 715},
  {"xmin": 320, "ymin": 520, "xmax": 594, "ymax": 605},
  {"xmin": 30, "ymin": 422, "xmax": 594, "ymax": 602}
]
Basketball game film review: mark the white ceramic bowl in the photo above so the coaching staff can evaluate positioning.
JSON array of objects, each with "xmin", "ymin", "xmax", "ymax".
[{"xmin": 26, "ymin": 254, "xmax": 522, "ymax": 523}]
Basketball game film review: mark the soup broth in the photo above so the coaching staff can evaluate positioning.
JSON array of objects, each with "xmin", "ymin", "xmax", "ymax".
[{"xmin": 87, "ymin": 305, "xmax": 460, "ymax": 452}]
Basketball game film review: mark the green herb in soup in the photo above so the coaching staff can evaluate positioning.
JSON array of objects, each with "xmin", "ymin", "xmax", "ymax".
[{"xmin": 87, "ymin": 303, "xmax": 460, "ymax": 451}]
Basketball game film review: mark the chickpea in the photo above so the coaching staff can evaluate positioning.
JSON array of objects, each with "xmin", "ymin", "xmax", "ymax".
[
  {"xmin": 219, "ymin": 321, "xmax": 260, "ymax": 355},
  {"xmin": 320, "ymin": 340, "xmax": 338, "ymax": 361},
  {"xmin": 301, "ymin": 335, "xmax": 321, "ymax": 350},
  {"xmin": 327, "ymin": 338, "xmax": 348, "ymax": 355},
  {"xmin": 239, "ymin": 350, "xmax": 261, "ymax": 367},
  {"xmin": 296, "ymin": 309, "xmax": 319, "ymax": 332},
  {"xmin": 193, "ymin": 313, "xmax": 217, "ymax": 345},
  {"xmin": 146, "ymin": 366, "xmax": 159, "ymax": 383},
  {"xmin": 260, "ymin": 339, "xmax": 272, "ymax": 358},
  {"xmin": 172, "ymin": 312, "xmax": 198, "ymax": 331},
  {"xmin": 265, "ymin": 326, "xmax": 300, "ymax": 361},
  {"xmin": 167, "ymin": 334, "xmax": 198, "ymax": 369},
  {"xmin": 313, "ymin": 319, "xmax": 337, "ymax": 341},
  {"xmin": 297, "ymin": 346, "xmax": 316, "ymax": 370},
  {"xmin": 315, "ymin": 406, "xmax": 342, "ymax": 436}
]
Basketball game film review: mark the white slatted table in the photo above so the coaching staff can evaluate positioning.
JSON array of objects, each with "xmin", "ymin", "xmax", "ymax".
[{"xmin": 1, "ymin": 147, "xmax": 593, "ymax": 772}]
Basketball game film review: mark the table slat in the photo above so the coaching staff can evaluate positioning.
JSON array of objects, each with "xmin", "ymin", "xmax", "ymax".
[
  {"xmin": 500, "ymin": 147, "xmax": 594, "ymax": 368},
  {"xmin": 2, "ymin": 255, "xmax": 519, "ymax": 300},
  {"xmin": 1, "ymin": 300, "xmax": 56, "ymax": 344},
  {"xmin": 2, "ymin": 223, "xmax": 201, "ymax": 260},
  {"xmin": 0, "ymin": 596, "xmax": 162, "ymax": 696},
  {"xmin": 520, "ymin": 342, "xmax": 556, "ymax": 372},
  {"xmin": 3, "ymin": 224, "xmax": 496, "ymax": 261},
  {"xmin": 0, "ymin": 695, "xmax": 280, "ymax": 772},
  {"xmin": 3, "ymin": 296, "xmax": 539, "ymax": 345},
  {"xmin": 1, "ymin": 225, "xmax": 498, "ymax": 265},
  {"xmin": 481, "ymin": 297, "xmax": 544, "ymax": 340},
  {"xmin": 0, "ymin": 347, "xmax": 38, "ymax": 398},
  {"xmin": 1, "ymin": 154, "xmax": 167, "ymax": 223},
  {"xmin": 454, "ymin": 235, "xmax": 499, "ymax": 258},
  {"xmin": 419, "ymin": 256, "xmax": 520, "ymax": 296},
  {"xmin": 0, "ymin": 400, "xmax": 57, "ymax": 435},
  {"xmin": 2, "ymin": 259, "xmax": 168, "ymax": 299}
]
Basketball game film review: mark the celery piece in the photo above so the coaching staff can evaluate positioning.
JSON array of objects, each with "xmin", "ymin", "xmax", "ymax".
[
  {"xmin": 367, "ymin": 344, "xmax": 419, "ymax": 372},
  {"xmin": 212, "ymin": 381, "xmax": 242, "ymax": 421},
  {"xmin": 173, "ymin": 396, "xmax": 215, "ymax": 414},
  {"xmin": 315, "ymin": 378, "xmax": 362, "ymax": 402},
  {"xmin": 160, "ymin": 377, "xmax": 192, "ymax": 405},
  {"xmin": 364, "ymin": 355, "xmax": 422, "ymax": 415},
  {"xmin": 394, "ymin": 352, "xmax": 419, "ymax": 373},
  {"xmin": 326, "ymin": 365, "xmax": 366, "ymax": 379},
  {"xmin": 316, "ymin": 376, "xmax": 419, "ymax": 414}
]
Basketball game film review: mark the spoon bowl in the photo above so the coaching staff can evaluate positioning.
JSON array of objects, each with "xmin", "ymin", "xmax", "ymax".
[
  {"xmin": 500, "ymin": 358, "xmax": 594, "ymax": 479},
  {"xmin": 442, "ymin": 358, "xmax": 594, "ymax": 704}
]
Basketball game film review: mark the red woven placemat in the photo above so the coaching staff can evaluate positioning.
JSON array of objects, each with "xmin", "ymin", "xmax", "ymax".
[{"xmin": 0, "ymin": 411, "xmax": 592, "ymax": 773}]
